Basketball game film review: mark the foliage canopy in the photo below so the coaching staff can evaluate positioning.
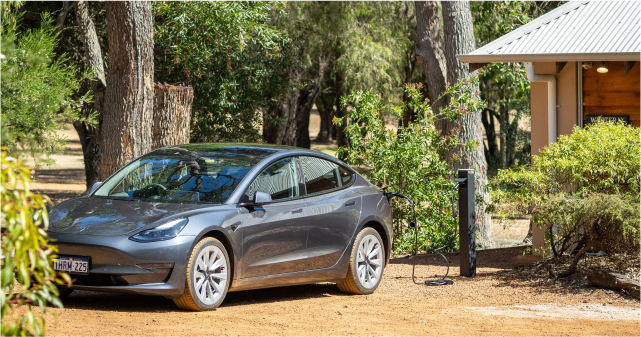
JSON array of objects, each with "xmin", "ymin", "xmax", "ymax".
[
  {"xmin": 0, "ymin": 4, "xmax": 92, "ymax": 165},
  {"xmin": 337, "ymin": 77, "xmax": 485, "ymax": 254},
  {"xmin": 153, "ymin": 1, "xmax": 289, "ymax": 142}
]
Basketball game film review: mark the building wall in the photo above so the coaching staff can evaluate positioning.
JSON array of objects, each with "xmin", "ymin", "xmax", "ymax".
[
  {"xmin": 583, "ymin": 61, "xmax": 640, "ymax": 127},
  {"xmin": 530, "ymin": 62, "xmax": 578, "ymax": 254}
]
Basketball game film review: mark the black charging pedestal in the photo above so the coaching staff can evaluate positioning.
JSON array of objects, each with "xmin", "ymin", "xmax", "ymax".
[{"xmin": 458, "ymin": 169, "xmax": 476, "ymax": 277}]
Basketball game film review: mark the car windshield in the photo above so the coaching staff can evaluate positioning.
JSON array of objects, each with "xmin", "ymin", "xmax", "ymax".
[{"xmin": 93, "ymin": 146, "xmax": 277, "ymax": 204}]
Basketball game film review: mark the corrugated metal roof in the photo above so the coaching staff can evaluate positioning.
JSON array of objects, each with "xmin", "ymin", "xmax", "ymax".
[{"xmin": 459, "ymin": 1, "xmax": 640, "ymax": 63}]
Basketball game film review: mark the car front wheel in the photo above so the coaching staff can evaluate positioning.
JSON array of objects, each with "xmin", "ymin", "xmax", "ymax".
[
  {"xmin": 337, "ymin": 227, "xmax": 385, "ymax": 294},
  {"xmin": 174, "ymin": 237, "xmax": 230, "ymax": 311}
]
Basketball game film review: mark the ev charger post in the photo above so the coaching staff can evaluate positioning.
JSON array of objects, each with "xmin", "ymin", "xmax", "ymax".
[{"xmin": 458, "ymin": 169, "xmax": 476, "ymax": 277}]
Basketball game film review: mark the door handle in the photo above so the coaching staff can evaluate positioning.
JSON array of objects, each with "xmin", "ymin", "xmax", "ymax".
[
  {"xmin": 344, "ymin": 201, "xmax": 356, "ymax": 206},
  {"xmin": 292, "ymin": 208, "xmax": 303, "ymax": 214}
]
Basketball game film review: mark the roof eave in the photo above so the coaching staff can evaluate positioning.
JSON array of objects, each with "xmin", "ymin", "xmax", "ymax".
[{"xmin": 458, "ymin": 52, "xmax": 641, "ymax": 64}]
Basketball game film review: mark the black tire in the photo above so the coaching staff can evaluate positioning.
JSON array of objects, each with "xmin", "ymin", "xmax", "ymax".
[
  {"xmin": 337, "ymin": 227, "xmax": 385, "ymax": 295},
  {"xmin": 173, "ymin": 237, "xmax": 231, "ymax": 311}
]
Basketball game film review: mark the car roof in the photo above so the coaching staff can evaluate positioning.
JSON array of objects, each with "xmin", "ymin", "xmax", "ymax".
[
  {"xmin": 171, "ymin": 142, "xmax": 300, "ymax": 152},
  {"xmin": 167, "ymin": 142, "xmax": 336, "ymax": 157}
]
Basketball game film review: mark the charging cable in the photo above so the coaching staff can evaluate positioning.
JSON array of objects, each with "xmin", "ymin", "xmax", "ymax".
[{"xmin": 385, "ymin": 180, "xmax": 464, "ymax": 286}]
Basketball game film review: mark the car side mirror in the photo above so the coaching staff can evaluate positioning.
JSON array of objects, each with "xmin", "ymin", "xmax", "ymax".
[
  {"xmin": 89, "ymin": 181, "xmax": 103, "ymax": 195},
  {"xmin": 253, "ymin": 191, "xmax": 272, "ymax": 204}
]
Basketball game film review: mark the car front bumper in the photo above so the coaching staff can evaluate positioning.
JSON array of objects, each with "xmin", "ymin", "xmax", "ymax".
[{"xmin": 49, "ymin": 233, "xmax": 195, "ymax": 299}]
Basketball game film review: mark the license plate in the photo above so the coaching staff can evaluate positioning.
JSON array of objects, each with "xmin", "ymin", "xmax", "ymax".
[{"xmin": 53, "ymin": 256, "xmax": 89, "ymax": 274}]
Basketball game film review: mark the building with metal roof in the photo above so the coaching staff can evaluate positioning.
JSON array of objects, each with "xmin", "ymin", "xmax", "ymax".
[
  {"xmin": 459, "ymin": 1, "xmax": 640, "ymax": 64},
  {"xmin": 458, "ymin": 1, "xmax": 640, "ymax": 256}
]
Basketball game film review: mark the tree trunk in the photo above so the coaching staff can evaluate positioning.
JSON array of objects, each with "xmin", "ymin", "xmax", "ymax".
[
  {"xmin": 56, "ymin": 1, "xmax": 77, "ymax": 34},
  {"xmin": 74, "ymin": 0, "xmax": 105, "ymax": 188},
  {"xmin": 401, "ymin": 50, "xmax": 417, "ymax": 127},
  {"xmin": 499, "ymin": 102, "xmax": 507, "ymax": 169},
  {"xmin": 316, "ymin": 93, "xmax": 334, "ymax": 143},
  {"xmin": 99, "ymin": 1, "xmax": 154, "ymax": 180},
  {"xmin": 414, "ymin": 1, "xmax": 447, "ymax": 116},
  {"xmin": 585, "ymin": 268, "xmax": 640, "ymax": 299},
  {"xmin": 442, "ymin": 1, "xmax": 494, "ymax": 248},
  {"xmin": 265, "ymin": 55, "xmax": 329, "ymax": 148},
  {"xmin": 480, "ymin": 107, "xmax": 499, "ymax": 164},
  {"xmin": 334, "ymin": 71, "xmax": 348, "ymax": 149},
  {"xmin": 152, "ymin": 84, "xmax": 194, "ymax": 150}
]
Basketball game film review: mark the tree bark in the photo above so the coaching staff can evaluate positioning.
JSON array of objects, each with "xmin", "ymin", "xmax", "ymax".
[
  {"xmin": 586, "ymin": 268, "xmax": 640, "ymax": 299},
  {"xmin": 401, "ymin": 50, "xmax": 417, "ymax": 127},
  {"xmin": 414, "ymin": 1, "xmax": 447, "ymax": 116},
  {"xmin": 315, "ymin": 93, "xmax": 334, "ymax": 143},
  {"xmin": 152, "ymin": 84, "xmax": 194, "ymax": 150},
  {"xmin": 55, "ymin": 1, "xmax": 78, "ymax": 34},
  {"xmin": 442, "ymin": 1, "xmax": 494, "ymax": 248},
  {"xmin": 265, "ymin": 55, "xmax": 329, "ymax": 148},
  {"xmin": 99, "ymin": 1, "xmax": 154, "ymax": 180},
  {"xmin": 480, "ymin": 107, "xmax": 499, "ymax": 164},
  {"xmin": 74, "ymin": 0, "xmax": 105, "ymax": 188},
  {"xmin": 334, "ymin": 71, "xmax": 348, "ymax": 149}
]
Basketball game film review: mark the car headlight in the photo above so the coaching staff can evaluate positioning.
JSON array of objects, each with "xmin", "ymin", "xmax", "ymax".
[{"xmin": 129, "ymin": 218, "xmax": 189, "ymax": 242}]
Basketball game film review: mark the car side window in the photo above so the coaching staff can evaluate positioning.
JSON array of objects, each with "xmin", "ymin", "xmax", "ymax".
[
  {"xmin": 243, "ymin": 157, "xmax": 299, "ymax": 202},
  {"xmin": 338, "ymin": 165, "xmax": 354, "ymax": 185},
  {"xmin": 300, "ymin": 156, "xmax": 350, "ymax": 194}
]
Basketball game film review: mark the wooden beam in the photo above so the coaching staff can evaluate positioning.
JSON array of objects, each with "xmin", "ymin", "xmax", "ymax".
[
  {"xmin": 469, "ymin": 63, "xmax": 489, "ymax": 72},
  {"xmin": 624, "ymin": 61, "xmax": 637, "ymax": 74},
  {"xmin": 556, "ymin": 61, "xmax": 567, "ymax": 74}
]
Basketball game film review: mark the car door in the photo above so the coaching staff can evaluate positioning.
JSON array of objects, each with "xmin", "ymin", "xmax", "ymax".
[
  {"xmin": 300, "ymin": 156, "xmax": 362, "ymax": 270},
  {"xmin": 236, "ymin": 156, "xmax": 309, "ymax": 279}
]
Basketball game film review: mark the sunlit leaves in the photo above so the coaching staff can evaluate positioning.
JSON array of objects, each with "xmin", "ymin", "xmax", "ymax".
[
  {"xmin": 491, "ymin": 122, "xmax": 640, "ymax": 246},
  {"xmin": 153, "ymin": 1, "xmax": 289, "ymax": 142},
  {"xmin": 1, "ymin": 150, "xmax": 71, "ymax": 336},
  {"xmin": 337, "ymin": 79, "xmax": 485, "ymax": 254},
  {"xmin": 0, "ymin": 5, "xmax": 93, "ymax": 166}
]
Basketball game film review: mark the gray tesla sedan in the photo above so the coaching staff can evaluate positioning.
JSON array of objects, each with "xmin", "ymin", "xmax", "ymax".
[{"xmin": 48, "ymin": 143, "xmax": 392, "ymax": 310}]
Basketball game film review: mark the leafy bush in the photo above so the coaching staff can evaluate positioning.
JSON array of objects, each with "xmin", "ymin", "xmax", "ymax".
[
  {"xmin": 153, "ymin": 1, "xmax": 289, "ymax": 142},
  {"xmin": 492, "ymin": 121, "xmax": 640, "ymax": 257},
  {"xmin": 1, "ymin": 150, "xmax": 70, "ymax": 336},
  {"xmin": 535, "ymin": 193, "xmax": 639, "ymax": 258},
  {"xmin": 337, "ymin": 79, "xmax": 484, "ymax": 254},
  {"xmin": 1, "ymin": 4, "xmax": 92, "ymax": 165}
]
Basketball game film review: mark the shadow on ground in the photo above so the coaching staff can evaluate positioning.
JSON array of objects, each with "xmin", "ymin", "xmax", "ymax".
[{"xmin": 59, "ymin": 283, "xmax": 343, "ymax": 313}]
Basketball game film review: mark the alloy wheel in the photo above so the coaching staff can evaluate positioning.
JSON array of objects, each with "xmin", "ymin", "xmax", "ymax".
[
  {"xmin": 193, "ymin": 245, "xmax": 228, "ymax": 305},
  {"xmin": 356, "ymin": 234, "xmax": 383, "ymax": 289}
]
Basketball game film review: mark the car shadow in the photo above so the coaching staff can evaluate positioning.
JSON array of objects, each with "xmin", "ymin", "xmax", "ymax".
[{"xmin": 58, "ymin": 283, "xmax": 343, "ymax": 313}]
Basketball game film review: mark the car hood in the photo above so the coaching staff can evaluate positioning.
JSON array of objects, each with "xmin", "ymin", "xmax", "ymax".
[{"xmin": 47, "ymin": 197, "xmax": 211, "ymax": 236}]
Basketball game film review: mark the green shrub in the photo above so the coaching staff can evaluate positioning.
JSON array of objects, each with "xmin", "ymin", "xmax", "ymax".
[
  {"xmin": 1, "ymin": 150, "xmax": 70, "ymax": 336},
  {"xmin": 337, "ymin": 79, "xmax": 485, "ymax": 254},
  {"xmin": 492, "ymin": 121, "xmax": 640, "ymax": 256},
  {"xmin": 535, "ymin": 193, "xmax": 639, "ymax": 257}
]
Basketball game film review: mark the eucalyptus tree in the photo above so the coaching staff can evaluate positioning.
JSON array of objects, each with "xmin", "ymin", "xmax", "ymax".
[
  {"xmin": 269, "ymin": 2, "xmax": 417, "ymax": 148},
  {"xmin": 471, "ymin": 1, "xmax": 563, "ymax": 171},
  {"xmin": 415, "ymin": 1, "xmax": 494, "ymax": 247}
]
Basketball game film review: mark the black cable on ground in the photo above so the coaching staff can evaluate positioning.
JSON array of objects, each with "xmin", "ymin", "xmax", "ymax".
[{"xmin": 386, "ymin": 185, "xmax": 460, "ymax": 286}]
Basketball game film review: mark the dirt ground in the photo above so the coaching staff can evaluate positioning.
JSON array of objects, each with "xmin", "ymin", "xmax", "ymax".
[
  {"xmin": 9, "ymin": 248, "xmax": 640, "ymax": 336},
  {"xmin": 20, "ymin": 124, "xmax": 640, "ymax": 336}
]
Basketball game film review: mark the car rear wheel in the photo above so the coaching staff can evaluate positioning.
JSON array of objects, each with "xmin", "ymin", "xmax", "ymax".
[
  {"xmin": 337, "ymin": 227, "xmax": 385, "ymax": 295},
  {"xmin": 174, "ymin": 237, "xmax": 230, "ymax": 311}
]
